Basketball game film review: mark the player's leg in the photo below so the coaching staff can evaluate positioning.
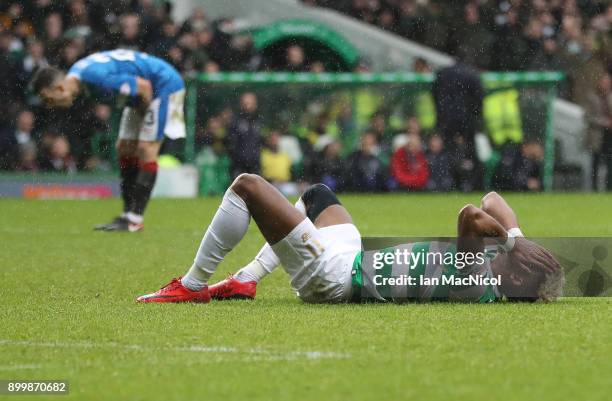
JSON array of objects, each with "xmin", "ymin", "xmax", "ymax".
[
  {"xmin": 116, "ymin": 139, "xmax": 139, "ymax": 215},
  {"xmin": 127, "ymin": 139, "xmax": 162, "ymax": 226},
  {"xmin": 127, "ymin": 89, "xmax": 186, "ymax": 227},
  {"xmin": 211, "ymin": 184, "xmax": 353, "ymax": 300},
  {"xmin": 137, "ymin": 174, "xmax": 306, "ymax": 303},
  {"xmin": 94, "ymin": 107, "xmax": 140, "ymax": 231}
]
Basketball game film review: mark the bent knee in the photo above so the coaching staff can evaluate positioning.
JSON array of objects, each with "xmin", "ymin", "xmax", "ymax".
[
  {"xmin": 136, "ymin": 141, "xmax": 161, "ymax": 161},
  {"xmin": 231, "ymin": 173, "xmax": 264, "ymax": 196},
  {"xmin": 116, "ymin": 140, "xmax": 138, "ymax": 156},
  {"xmin": 302, "ymin": 183, "xmax": 335, "ymax": 203},
  {"xmin": 301, "ymin": 183, "xmax": 341, "ymax": 222}
]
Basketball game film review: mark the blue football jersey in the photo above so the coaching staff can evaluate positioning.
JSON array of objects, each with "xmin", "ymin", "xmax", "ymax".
[{"xmin": 67, "ymin": 49, "xmax": 184, "ymax": 107}]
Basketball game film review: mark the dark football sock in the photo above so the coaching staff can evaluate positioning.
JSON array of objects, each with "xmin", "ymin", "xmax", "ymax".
[
  {"xmin": 119, "ymin": 156, "xmax": 140, "ymax": 214},
  {"xmin": 132, "ymin": 160, "xmax": 158, "ymax": 216}
]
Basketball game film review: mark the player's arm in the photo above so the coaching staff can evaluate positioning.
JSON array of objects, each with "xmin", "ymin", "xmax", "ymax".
[
  {"xmin": 480, "ymin": 192, "xmax": 560, "ymax": 274},
  {"xmin": 135, "ymin": 77, "xmax": 153, "ymax": 108},
  {"xmin": 480, "ymin": 191, "xmax": 519, "ymax": 230},
  {"xmin": 458, "ymin": 204, "xmax": 509, "ymax": 249}
]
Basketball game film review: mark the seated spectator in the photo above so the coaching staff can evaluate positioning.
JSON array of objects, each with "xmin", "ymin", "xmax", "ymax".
[
  {"xmin": 285, "ymin": 44, "xmax": 307, "ymax": 72},
  {"xmin": 261, "ymin": 130, "xmax": 292, "ymax": 184},
  {"xmin": 197, "ymin": 116, "xmax": 226, "ymax": 154},
  {"xmin": 309, "ymin": 61, "xmax": 325, "ymax": 73},
  {"xmin": 0, "ymin": 109, "xmax": 37, "ymax": 170},
  {"xmin": 38, "ymin": 135, "xmax": 76, "ymax": 173},
  {"xmin": 515, "ymin": 140, "xmax": 544, "ymax": 191},
  {"xmin": 18, "ymin": 142, "xmax": 38, "ymax": 171},
  {"xmin": 492, "ymin": 141, "xmax": 543, "ymax": 192},
  {"xmin": 426, "ymin": 133, "xmax": 454, "ymax": 191},
  {"xmin": 14, "ymin": 109, "xmax": 37, "ymax": 151},
  {"xmin": 20, "ymin": 39, "xmax": 49, "ymax": 82},
  {"xmin": 116, "ymin": 13, "xmax": 143, "ymax": 50},
  {"xmin": 368, "ymin": 111, "xmax": 390, "ymax": 146},
  {"xmin": 390, "ymin": 132, "xmax": 429, "ymax": 191},
  {"xmin": 306, "ymin": 136, "xmax": 344, "ymax": 191},
  {"xmin": 344, "ymin": 132, "xmax": 387, "ymax": 192},
  {"xmin": 90, "ymin": 104, "xmax": 113, "ymax": 168}
]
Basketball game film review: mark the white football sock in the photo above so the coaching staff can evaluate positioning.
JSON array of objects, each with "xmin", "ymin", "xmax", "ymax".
[
  {"xmin": 126, "ymin": 212, "xmax": 143, "ymax": 224},
  {"xmin": 182, "ymin": 189, "xmax": 250, "ymax": 290},
  {"xmin": 234, "ymin": 198, "xmax": 306, "ymax": 283}
]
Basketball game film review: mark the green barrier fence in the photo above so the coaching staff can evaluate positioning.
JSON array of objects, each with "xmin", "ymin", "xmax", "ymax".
[{"xmin": 185, "ymin": 71, "xmax": 562, "ymax": 192}]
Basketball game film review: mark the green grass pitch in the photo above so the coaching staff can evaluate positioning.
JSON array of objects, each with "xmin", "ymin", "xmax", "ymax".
[{"xmin": 1, "ymin": 193, "xmax": 611, "ymax": 401}]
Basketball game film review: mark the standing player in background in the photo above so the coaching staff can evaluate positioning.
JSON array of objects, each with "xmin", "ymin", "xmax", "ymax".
[{"xmin": 31, "ymin": 49, "xmax": 185, "ymax": 232}]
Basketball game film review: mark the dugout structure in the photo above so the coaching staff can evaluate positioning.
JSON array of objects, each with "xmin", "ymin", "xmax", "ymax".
[{"xmin": 185, "ymin": 72, "xmax": 563, "ymax": 192}]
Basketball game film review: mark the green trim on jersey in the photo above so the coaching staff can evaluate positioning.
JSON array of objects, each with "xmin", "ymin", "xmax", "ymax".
[
  {"xmin": 350, "ymin": 251, "xmax": 364, "ymax": 303},
  {"xmin": 350, "ymin": 242, "xmax": 501, "ymax": 303}
]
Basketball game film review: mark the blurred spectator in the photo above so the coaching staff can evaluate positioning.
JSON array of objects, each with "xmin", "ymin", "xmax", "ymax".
[
  {"xmin": 0, "ymin": 30, "xmax": 21, "ymax": 123},
  {"xmin": 117, "ymin": 13, "xmax": 142, "ymax": 50},
  {"xmin": 344, "ymin": 132, "xmax": 387, "ymax": 192},
  {"xmin": 490, "ymin": 6, "xmax": 527, "ymax": 71},
  {"xmin": 584, "ymin": 72, "xmax": 612, "ymax": 190},
  {"xmin": 20, "ymin": 39, "xmax": 49, "ymax": 81},
  {"xmin": 390, "ymin": 132, "xmax": 429, "ymax": 191},
  {"xmin": 492, "ymin": 141, "xmax": 543, "ymax": 191},
  {"xmin": 368, "ymin": 111, "xmax": 392, "ymax": 157},
  {"xmin": 14, "ymin": 110, "xmax": 37, "ymax": 152},
  {"xmin": 197, "ymin": 116, "xmax": 226, "ymax": 154},
  {"xmin": 449, "ymin": 2, "xmax": 493, "ymax": 70},
  {"xmin": 0, "ymin": 109, "xmax": 37, "ymax": 170},
  {"xmin": 18, "ymin": 142, "xmax": 38, "ymax": 171},
  {"xmin": 529, "ymin": 37, "xmax": 563, "ymax": 71},
  {"xmin": 425, "ymin": 133, "xmax": 454, "ymax": 191},
  {"xmin": 285, "ymin": 44, "xmax": 307, "ymax": 72},
  {"xmin": 306, "ymin": 137, "xmax": 344, "ymax": 191},
  {"xmin": 225, "ymin": 92, "xmax": 263, "ymax": 178},
  {"xmin": 516, "ymin": 140, "xmax": 544, "ymax": 191},
  {"xmin": 90, "ymin": 104, "xmax": 113, "ymax": 167},
  {"xmin": 412, "ymin": 58, "xmax": 436, "ymax": 132},
  {"xmin": 149, "ymin": 18, "xmax": 179, "ymax": 60},
  {"xmin": 310, "ymin": 60, "xmax": 325, "ymax": 73},
  {"xmin": 38, "ymin": 134, "xmax": 76, "ymax": 173},
  {"xmin": 432, "ymin": 62, "xmax": 483, "ymax": 191},
  {"xmin": 261, "ymin": 129, "xmax": 292, "ymax": 184},
  {"xmin": 42, "ymin": 13, "xmax": 64, "ymax": 64}
]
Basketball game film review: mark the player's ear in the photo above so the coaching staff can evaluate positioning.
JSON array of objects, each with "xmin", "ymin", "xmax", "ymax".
[{"xmin": 57, "ymin": 81, "xmax": 66, "ymax": 92}]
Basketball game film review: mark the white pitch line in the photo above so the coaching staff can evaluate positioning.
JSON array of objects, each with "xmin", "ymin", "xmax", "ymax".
[
  {"xmin": 0, "ymin": 364, "xmax": 43, "ymax": 371},
  {"xmin": 0, "ymin": 339, "xmax": 350, "ymax": 361}
]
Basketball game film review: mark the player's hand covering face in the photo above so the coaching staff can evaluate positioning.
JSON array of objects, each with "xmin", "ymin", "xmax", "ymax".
[{"xmin": 510, "ymin": 238, "xmax": 561, "ymax": 276}]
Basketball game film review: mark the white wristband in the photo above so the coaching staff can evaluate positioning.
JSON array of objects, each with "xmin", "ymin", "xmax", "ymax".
[
  {"xmin": 507, "ymin": 227, "xmax": 524, "ymax": 238},
  {"xmin": 500, "ymin": 231, "xmax": 516, "ymax": 253}
]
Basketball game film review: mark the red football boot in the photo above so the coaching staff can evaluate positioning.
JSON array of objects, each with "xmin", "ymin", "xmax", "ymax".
[
  {"xmin": 209, "ymin": 275, "xmax": 256, "ymax": 300},
  {"xmin": 136, "ymin": 277, "xmax": 210, "ymax": 303}
]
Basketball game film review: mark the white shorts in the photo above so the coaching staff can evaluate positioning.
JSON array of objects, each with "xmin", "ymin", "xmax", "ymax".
[
  {"xmin": 271, "ymin": 219, "xmax": 362, "ymax": 303},
  {"xmin": 118, "ymin": 89, "xmax": 186, "ymax": 142}
]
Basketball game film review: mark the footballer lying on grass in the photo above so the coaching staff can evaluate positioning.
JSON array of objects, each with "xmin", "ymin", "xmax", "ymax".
[{"xmin": 137, "ymin": 174, "xmax": 564, "ymax": 304}]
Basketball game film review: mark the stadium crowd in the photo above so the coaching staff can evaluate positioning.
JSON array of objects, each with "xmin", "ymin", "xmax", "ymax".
[
  {"xmin": 0, "ymin": 0, "xmax": 552, "ymax": 192},
  {"xmin": 302, "ymin": 0, "xmax": 612, "ymax": 190},
  {"xmin": 195, "ymin": 90, "xmax": 544, "ymax": 194},
  {"xmin": 303, "ymin": 0, "xmax": 612, "ymax": 97}
]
